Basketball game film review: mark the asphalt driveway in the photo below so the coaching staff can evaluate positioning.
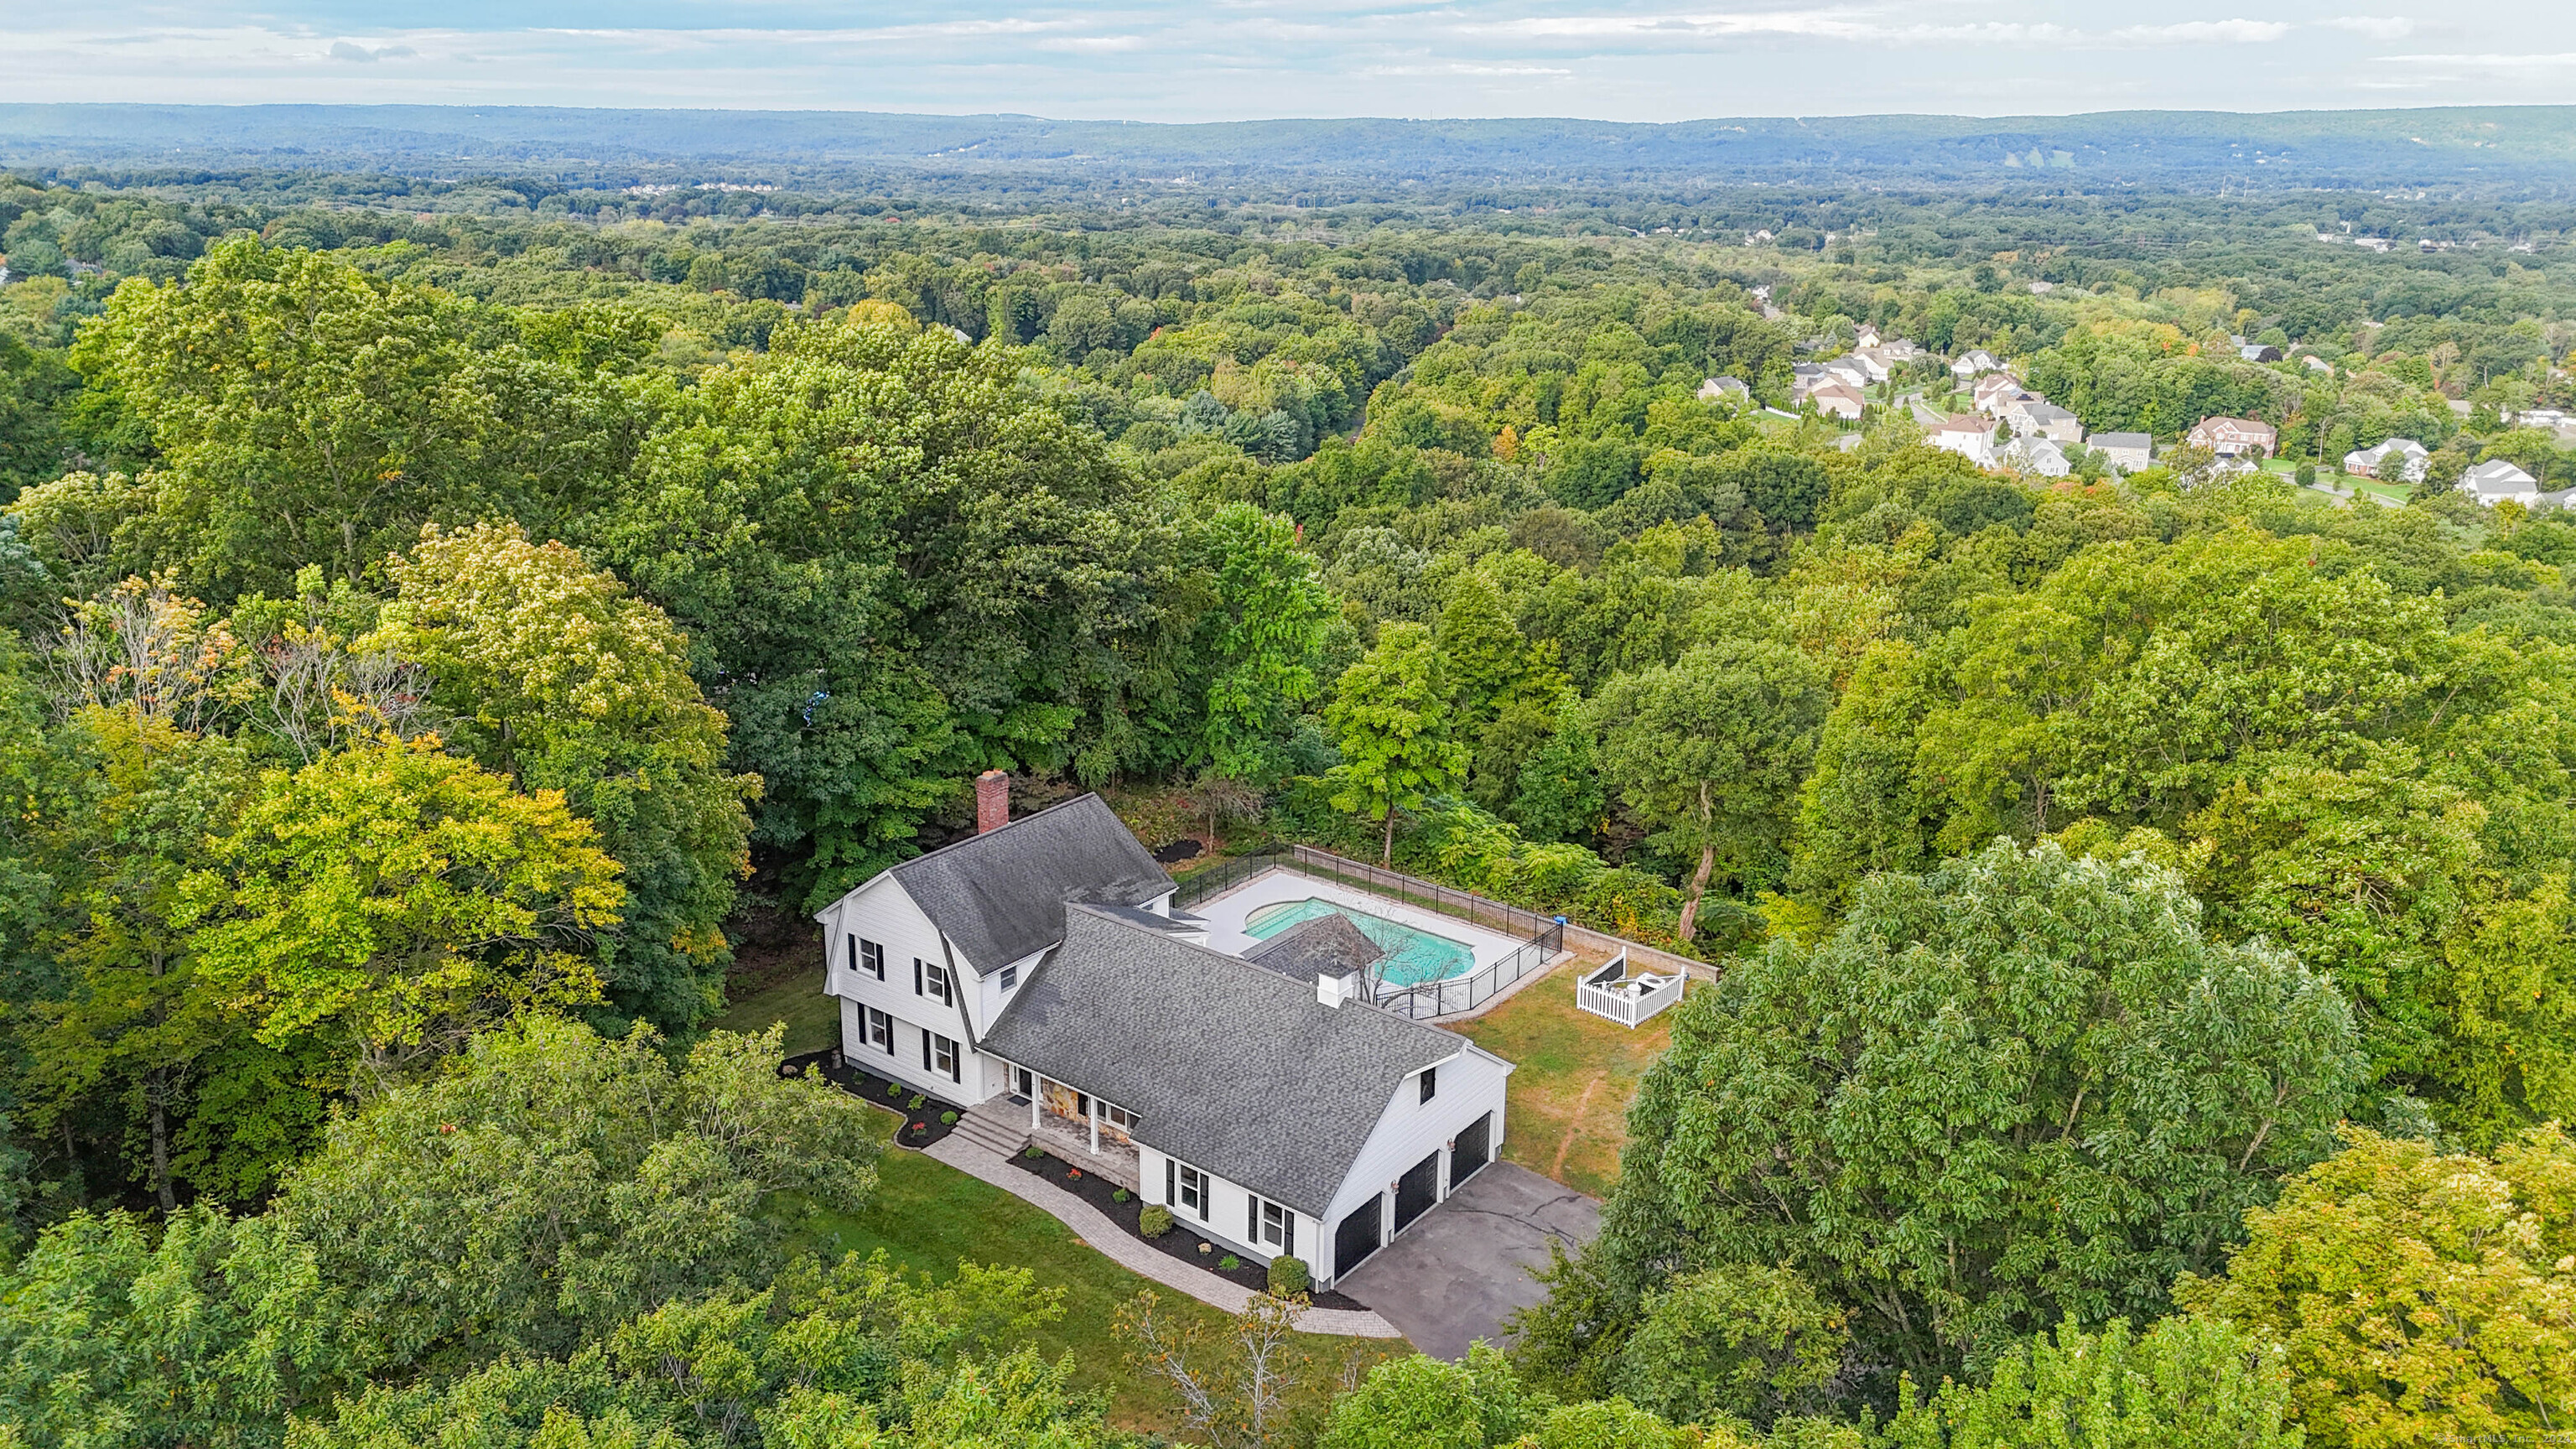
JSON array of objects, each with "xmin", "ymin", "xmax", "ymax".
[{"xmin": 1335, "ymin": 1162, "xmax": 1601, "ymax": 1360}]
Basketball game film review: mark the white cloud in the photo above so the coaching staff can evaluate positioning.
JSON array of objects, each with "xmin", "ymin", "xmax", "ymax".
[
  {"xmin": 2323, "ymin": 16, "xmax": 2416, "ymax": 39},
  {"xmin": 2110, "ymin": 19, "xmax": 2290, "ymax": 44},
  {"xmin": 327, "ymin": 39, "xmax": 417, "ymax": 63},
  {"xmin": 2381, "ymin": 50, "xmax": 2576, "ymax": 66}
]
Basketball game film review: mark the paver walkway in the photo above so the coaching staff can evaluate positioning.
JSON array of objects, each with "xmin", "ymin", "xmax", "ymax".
[{"xmin": 926, "ymin": 1135, "xmax": 1404, "ymax": 1338}]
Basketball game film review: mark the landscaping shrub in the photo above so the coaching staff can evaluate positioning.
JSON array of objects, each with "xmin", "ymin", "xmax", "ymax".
[
  {"xmin": 906, "ymin": 1094, "xmax": 925, "ymax": 1110},
  {"xmin": 1220, "ymin": 1254, "xmax": 1242, "ymax": 1270},
  {"xmin": 885, "ymin": 1083, "xmax": 902, "ymax": 1098},
  {"xmin": 1025, "ymin": 1145, "xmax": 1044, "ymax": 1160},
  {"xmin": 939, "ymin": 1110, "xmax": 958, "ymax": 1125},
  {"xmin": 1140, "ymin": 1205, "xmax": 1173, "ymax": 1239},
  {"xmin": 1113, "ymin": 1188, "xmax": 1130, "ymax": 1202},
  {"xmin": 1269, "ymin": 1254, "xmax": 1311, "ymax": 1296}
]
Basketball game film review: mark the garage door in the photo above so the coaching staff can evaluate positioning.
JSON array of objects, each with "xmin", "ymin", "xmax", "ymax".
[
  {"xmin": 1450, "ymin": 1112, "xmax": 1492, "ymax": 1189},
  {"xmin": 1334, "ymin": 1195, "xmax": 1383, "ymax": 1280},
  {"xmin": 1393, "ymin": 1150, "xmax": 1440, "ymax": 1233}
]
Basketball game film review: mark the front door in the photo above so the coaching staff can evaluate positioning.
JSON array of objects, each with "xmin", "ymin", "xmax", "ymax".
[
  {"xmin": 1394, "ymin": 1150, "xmax": 1439, "ymax": 1233},
  {"xmin": 1334, "ymin": 1194, "xmax": 1383, "ymax": 1280}
]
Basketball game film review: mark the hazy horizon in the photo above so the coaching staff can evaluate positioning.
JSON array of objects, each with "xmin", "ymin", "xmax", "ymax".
[{"xmin": 8, "ymin": 3, "xmax": 2573, "ymax": 122}]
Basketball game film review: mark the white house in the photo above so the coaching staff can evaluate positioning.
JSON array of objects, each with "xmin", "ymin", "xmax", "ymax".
[
  {"xmin": 2090, "ymin": 432, "xmax": 2153, "ymax": 473},
  {"xmin": 816, "ymin": 782, "xmax": 1514, "ymax": 1290},
  {"xmin": 1952, "ymin": 349, "xmax": 2002, "ymax": 381},
  {"xmin": 2344, "ymin": 438, "xmax": 2428, "ymax": 482},
  {"xmin": 1974, "ymin": 372, "xmax": 2035, "ymax": 416},
  {"xmin": 1696, "ymin": 376, "xmax": 1751, "ymax": 405},
  {"xmin": 1927, "ymin": 414, "xmax": 1997, "ymax": 466},
  {"xmin": 1805, "ymin": 381, "xmax": 1867, "ymax": 421},
  {"xmin": 1999, "ymin": 434, "xmax": 2070, "ymax": 477},
  {"xmin": 2459, "ymin": 458, "xmax": 2541, "ymax": 506},
  {"xmin": 2012, "ymin": 402, "xmax": 2085, "ymax": 444}
]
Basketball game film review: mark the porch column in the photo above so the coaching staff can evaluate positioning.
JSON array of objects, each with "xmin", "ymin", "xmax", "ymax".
[
  {"xmin": 1089, "ymin": 1095, "xmax": 1101, "ymax": 1155},
  {"xmin": 1030, "ymin": 1078, "xmax": 1041, "ymax": 1134}
]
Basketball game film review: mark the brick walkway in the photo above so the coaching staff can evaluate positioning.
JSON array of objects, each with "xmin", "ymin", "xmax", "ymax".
[{"xmin": 925, "ymin": 1135, "xmax": 1403, "ymax": 1339}]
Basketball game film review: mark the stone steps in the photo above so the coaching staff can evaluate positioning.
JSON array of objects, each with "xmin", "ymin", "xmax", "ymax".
[{"xmin": 953, "ymin": 1103, "xmax": 1032, "ymax": 1159}]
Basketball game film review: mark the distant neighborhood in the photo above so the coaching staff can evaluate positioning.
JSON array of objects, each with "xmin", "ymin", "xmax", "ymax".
[{"xmin": 1732, "ymin": 326, "xmax": 2563, "ymax": 509}]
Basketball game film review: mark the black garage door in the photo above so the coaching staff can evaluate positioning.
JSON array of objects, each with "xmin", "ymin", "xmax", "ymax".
[
  {"xmin": 1450, "ymin": 1112, "xmax": 1492, "ymax": 1189},
  {"xmin": 1393, "ymin": 1150, "xmax": 1441, "ymax": 1233},
  {"xmin": 1334, "ymin": 1194, "xmax": 1383, "ymax": 1280}
]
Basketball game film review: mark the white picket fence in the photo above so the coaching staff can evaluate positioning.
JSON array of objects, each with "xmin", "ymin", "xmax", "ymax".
[{"xmin": 1575, "ymin": 950, "xmax": 1686, "ymax": 1028}]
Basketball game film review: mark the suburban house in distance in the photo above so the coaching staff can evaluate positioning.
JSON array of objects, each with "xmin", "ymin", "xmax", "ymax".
[
  {"xmin": 2345, "ymin": 437, "xmax": 2428, "ymax": 482},
  {"xmin": 1927, "ymin": 413, "xmax": 1997, "ymax": 466},
  {"xmin": 1696, "ymin": 375, "xmax": 1750, "ymax": 405},
  {"xmin": 2186, "ymin": 416, "xmax": 2278, "ymax": 458},
  {"xmin": 815, "ymin": 778, "xmax": 1519, "ymax": 1291},
  {"xmin": 2459, "ymin": 457, "xmax": 2541, "ymax": 506},
  {"xmin": 1952, "ymin": 348, "xmax": 2002, "ymax": 380},
  {"xmin": 1999, "ymin": 434, "xmax": 2070, "ymax": 476},
  {"xmin": 2089, "ymin": 432, "xmax": 2154, "ymax": 473}
]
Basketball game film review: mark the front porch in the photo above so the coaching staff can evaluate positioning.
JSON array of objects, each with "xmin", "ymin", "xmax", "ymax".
[{"xmin": 997, "ymin": 1062, "xmax": 1144, "ymax": 1193}]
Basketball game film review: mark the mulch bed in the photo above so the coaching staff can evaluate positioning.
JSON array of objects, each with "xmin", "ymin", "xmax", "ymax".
[
  {"xmin": 783, "ymin": 1049, "xmax": 964, "ymax": 1150},
  {"xmin": 1010, "ymin": 1146, "xmax": 1370, "ymax": 1312}
]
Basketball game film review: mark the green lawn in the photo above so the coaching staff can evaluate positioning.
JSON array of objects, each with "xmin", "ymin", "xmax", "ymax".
[
  {"xmin": 711, "ymin": 968, "xmax": 841, "ymax": 1055},
  {"xmin": 1456, "ymin": 958, "xmax": 1673, "ymax": 1201},
  {"xmin": 792, "ymin": 1109, "xmax": 1407, "ymax": 1429}
]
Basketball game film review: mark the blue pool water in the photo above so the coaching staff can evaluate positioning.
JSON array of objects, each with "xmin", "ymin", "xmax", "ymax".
[{"xmin": 1240, "ymin": 898, "xmax": 1478, "ymax": 988}]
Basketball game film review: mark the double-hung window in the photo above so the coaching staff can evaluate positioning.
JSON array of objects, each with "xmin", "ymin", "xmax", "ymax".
[
  {"xmin": 1098, "ymin": 1102, "xmax": 1137, "ymax": 1136},
  {"xmin": 1250, "ymin": 1197, "xmax": 1296, "ymax": 1256},
  {"xmin": 921, "ymin": 960, "xmax": 954, "ymax": 1005},
  {"xmin": 853, "ymin": 937, "xmax": 884, "ymax": 981},
  {"xmin": 998, "ymin": 963, "xmax": 1019, "ymax": 992},
  {"xmin": 924, "ymin": 1031, "xmax": 959, "ymax": 1083},
  {"xmin": 1169, "ymin": 1161, "xmax": 1208, "ymax": 1218},
  {"xmin": 865, "ymin": 1006, "xmax": 892, "ymax": 1053}
]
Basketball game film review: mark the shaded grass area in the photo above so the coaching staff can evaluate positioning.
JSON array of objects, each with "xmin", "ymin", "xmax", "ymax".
[
  {"xmin": 711, "ymin": 968, "xmax": 840, "ymax": 1056},
  {"xmin": 1456, "ymin": 958, "xmax": 1675, "ymax": 1200},
  {"xmin": 792, "ymin": 1110, "xmax": 1405, "ymax": 1429}
]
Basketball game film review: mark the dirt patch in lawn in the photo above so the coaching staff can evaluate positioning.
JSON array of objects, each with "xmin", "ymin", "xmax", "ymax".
[{"xmin": 1455, "ymin": 957, "xmax": 1677, "ymax": 1199}]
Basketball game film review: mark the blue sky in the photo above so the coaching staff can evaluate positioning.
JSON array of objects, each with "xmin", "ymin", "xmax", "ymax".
[{"xmin": 7, "ymin": 3, "xmax": 2572, "ymax": 120}]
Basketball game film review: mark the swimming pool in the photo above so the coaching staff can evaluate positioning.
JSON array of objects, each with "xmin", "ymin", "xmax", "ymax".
[{"xmin": 1240, "ymin": 898, "xmax": 1478, "ymax": 988}]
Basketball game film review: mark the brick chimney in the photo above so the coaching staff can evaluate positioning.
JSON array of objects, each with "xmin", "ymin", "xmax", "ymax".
[{"xmin": 975, "ymin": 770, "xmax": 1010, "ymax": 834}]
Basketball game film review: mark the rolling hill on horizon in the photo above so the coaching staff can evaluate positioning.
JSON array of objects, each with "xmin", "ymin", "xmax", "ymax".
[{"xmin": 6, "ymin": 102, "xmax": 2576, "ymax": 194}]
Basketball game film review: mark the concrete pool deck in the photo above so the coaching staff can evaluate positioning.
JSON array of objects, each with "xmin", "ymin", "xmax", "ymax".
[{"xmin": 1190, "ymin": 865, "xmax": 1533, "ymax": 974}]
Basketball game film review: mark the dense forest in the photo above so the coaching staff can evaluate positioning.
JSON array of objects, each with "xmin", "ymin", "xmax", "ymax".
[{"xmin": 3, "ymin": 160, "xmax": 2573, "ymax": 1444}]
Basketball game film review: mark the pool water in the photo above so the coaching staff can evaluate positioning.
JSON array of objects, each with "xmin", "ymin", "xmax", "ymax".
[{"xmin": 1240, "ymin": 898, "xmax": 1478, "ymax": 988}]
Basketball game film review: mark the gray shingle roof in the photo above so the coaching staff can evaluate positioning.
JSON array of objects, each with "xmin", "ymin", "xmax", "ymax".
[
  {"xmin": 886, "ymin": 794, "xmax": 1171, "ymax": 969},
  {"xmin": 981, "ymin": 906, "xmax": 1472, "ymax": 1217},
  {"xmin": 1242, "ymin": 914, "xmax": 1385, "ymax": 984}
]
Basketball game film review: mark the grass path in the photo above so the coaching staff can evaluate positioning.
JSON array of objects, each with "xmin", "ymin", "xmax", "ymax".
[{"xmin": 1457, "ymin": 958, "xmax": 1675, "ymax": 1199}]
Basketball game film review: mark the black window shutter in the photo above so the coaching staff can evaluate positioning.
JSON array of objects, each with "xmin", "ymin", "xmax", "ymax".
[
  {"xmin": 1166, "ymin": 1159, "xmax": 1175, "ymax": 1205},
  {"xmin": 914, "ymin": 959, "xmax": 923, "ymax": 995},
  {"xmin": 1285, "ymin": 1213, "xmax": 1295, "ymax": 1258},
  {"xmin": 921, "ymin": 1030, "xmax": 931, "ymax": 1072},
  {"xmin": 948, "ymin": 1040, "xmax": 961, "ymax": 1083},
  {"xmin": 846, "ymin": 934, "xmax": 858, "ymax": 976},
  {"xmin": 1248, "ymin": 1197, "xmax": 1259, "ymax": 1241}
]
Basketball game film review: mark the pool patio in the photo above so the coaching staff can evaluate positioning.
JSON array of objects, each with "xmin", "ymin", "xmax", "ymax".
[{"xmin": 1190, "ymin": 865, "xmax": 1534, "ymax": 981}]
